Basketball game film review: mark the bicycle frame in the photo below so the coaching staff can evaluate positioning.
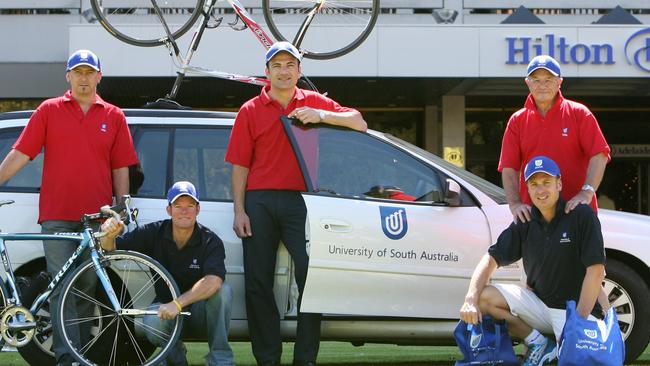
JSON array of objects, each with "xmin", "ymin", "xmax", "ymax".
[
  {"xmin": 161, "ymin": 0, "xmax": 322, "ymax": 99},
  {"xmin": 0, "ymin": 229, "xmax": 121, "ymax": 318}
]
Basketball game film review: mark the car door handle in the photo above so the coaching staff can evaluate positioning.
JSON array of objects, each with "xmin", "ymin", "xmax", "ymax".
[{"xmin": 320, "ymin": 219, "xmax": 352, "ymax": 233}]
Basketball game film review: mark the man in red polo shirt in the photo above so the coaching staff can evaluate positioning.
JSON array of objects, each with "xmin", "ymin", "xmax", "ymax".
[
  {"xmin": 225, "ymin": 41, "xmax": 366, "ymax": 366},
  {"xmin": 0, "ymin": 49, "xmax": 138, "ymax": 366},
  {"xmin": 499, "ymin": 55, "xmax": 610, "ymax": 223}
]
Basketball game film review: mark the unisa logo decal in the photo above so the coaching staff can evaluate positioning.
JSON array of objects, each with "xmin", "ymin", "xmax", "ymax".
[
  {"xmin": 584, "ymin": 329, "xmax": 598, "ymax": 339},
  {"xmin": 624, "ymin": 28, "xmax": 650, "ymax": 72},
  {"xmin": 379, "ymin": 206, "xmax": 408, "ymax": 240}
]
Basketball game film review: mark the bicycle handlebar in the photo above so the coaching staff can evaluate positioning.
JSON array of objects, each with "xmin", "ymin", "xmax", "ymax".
[{"xmin": 82, "ymin": 195, "xmax": 138, "ymax": 237}]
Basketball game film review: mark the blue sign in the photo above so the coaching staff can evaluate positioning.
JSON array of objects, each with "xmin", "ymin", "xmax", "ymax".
[
  {"xmin": 379, "ymin": 206, "xmax": 408, "ymax": 240},
  {"xmin": 624, "ymin": 27, "xmax": 650, "ymax": 72},
  {"xmin": 506, "ymin": 34, "xmax": 614, "ymax": 66}
]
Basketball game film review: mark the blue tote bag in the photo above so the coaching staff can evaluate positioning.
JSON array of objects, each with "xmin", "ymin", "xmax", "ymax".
[
  {"xmin": 558, "ymin": 300, "xmax": 625, "ymax": 366},
  {"xmin": 454, "ymin": 316, "xmax": 519, "ymax": 366}
]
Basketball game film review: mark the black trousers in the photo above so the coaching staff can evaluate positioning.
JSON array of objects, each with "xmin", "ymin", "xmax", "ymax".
[{"xmin": 243, "ymin": 190, "xmax": 322, "ymax": 366}]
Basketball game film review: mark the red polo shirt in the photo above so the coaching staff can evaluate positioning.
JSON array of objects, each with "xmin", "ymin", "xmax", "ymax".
[
  {"xmin": 498, "ymin": 92, "xmax": 610, "ymax": 212},
  {"xmin": 226, "ymin": 86, "xmax": 355, "ymax": 191},
  {"xmin": 13, "ymin": 91, "xmax": 139, "ymax": 223}
]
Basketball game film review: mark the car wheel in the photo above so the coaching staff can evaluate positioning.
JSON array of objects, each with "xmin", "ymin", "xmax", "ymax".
[{"xmin": 603, "ymin": 258, "xmax": 650, "ymax": 363}]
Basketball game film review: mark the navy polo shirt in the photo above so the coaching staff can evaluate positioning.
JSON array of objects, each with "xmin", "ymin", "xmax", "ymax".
[
  {"xmin": 116, "ymin": 219, "xmax": 226, "ymax": 294},
  {"xmin": 488, "ymin": 200, "xmax": 605, "ymax": 312}
]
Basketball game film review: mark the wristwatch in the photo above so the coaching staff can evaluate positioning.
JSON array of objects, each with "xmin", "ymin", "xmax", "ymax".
[
  {"xmin": 581, "ymin": 184, "xmax": 596, "ymax": 193},
  {"xmin": 318, "ymin": 110, "xmax": 326, "ymax": 122}
]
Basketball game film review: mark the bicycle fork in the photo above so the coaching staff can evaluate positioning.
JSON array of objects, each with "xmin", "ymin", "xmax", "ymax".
[{"xmin": 163, "ymin": 0, "xmax": 218, "ymax": 100}]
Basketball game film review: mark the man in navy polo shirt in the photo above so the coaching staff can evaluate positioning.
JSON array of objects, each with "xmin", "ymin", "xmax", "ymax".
[
  {"xmin": 0, "ymin": 49, "xmax": 138, "ymax": 366},
  {"xmin": 226, "ymin": 41, "xmax": 366, "ymax": 366},
  {"xmin": 459, "ymin": 156, "xmax": 606, "ymax": 366},
  {"xmin": 101, "ymin": 181, "xmax": 234, "ymax": 366}
]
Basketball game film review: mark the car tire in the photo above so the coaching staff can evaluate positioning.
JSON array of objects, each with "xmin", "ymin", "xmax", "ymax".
[{"xmin": 603, "ymin": 258, "xmax": 650, "ymax": 363}]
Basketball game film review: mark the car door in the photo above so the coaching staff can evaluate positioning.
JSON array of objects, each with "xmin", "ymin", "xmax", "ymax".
[
  {"xmin": 283, "ymin": 121, "xmax": 493, "ymax": 319},
  {"xmin": 129, "ymin": 123, "xmax": 291, "ymax": 321}
]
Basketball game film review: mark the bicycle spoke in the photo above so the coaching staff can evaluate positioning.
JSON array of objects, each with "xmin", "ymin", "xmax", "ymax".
[
  {"xmin": 119, "ymin": 316, "xmax": 149, "ymax": 364},
  {"xmin": 125, "ymin": 270, "xmax": 164, "ymax": 309},
  {"xmin": 69, "ymin": 286, "xmax": 115, "ymax": 313},
  {"xmin": 117, "ymin": 260, "xmax": 132, "ymax": 306},
  {"xmin": 108, "ymin": 325, "xmax": 118, "ymax": 366},
  {"xmin": 123, "ymin": 314, "xmax": 173, "ymax": 343},
  {"xmin": 63, "ymin": 312, "xmax": 115, "ymax": 328},
  {"xmin": 77, "ymin": 315, "xmax": 119, "ymax": 355}
]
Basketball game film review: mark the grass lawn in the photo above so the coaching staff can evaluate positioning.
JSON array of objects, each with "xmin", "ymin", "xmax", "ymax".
[{"xmin": 1, "ymin": 342, "xmax": 649, "ymax": 365}]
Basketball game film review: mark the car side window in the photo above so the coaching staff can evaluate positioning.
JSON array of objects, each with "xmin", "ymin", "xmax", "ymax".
[
  {"xmin": 173, "ymin": 128, "xmax": 232, "ymax": 201},
  {"xmin": 0, "ymin": 128, "xmax": 42, "ymax": 191},
  {"xmin": 294, "ymin": 127, "xmax": 444, "ymax": 202},
  {"xmin": 132, "ymin": 128, "xmax": 170, "ymax": 198}
]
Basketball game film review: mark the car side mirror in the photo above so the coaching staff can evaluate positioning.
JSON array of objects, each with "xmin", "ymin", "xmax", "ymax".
[{"xmin": 444, "ymin": 178, "xmax": 461, "ymax": 206}]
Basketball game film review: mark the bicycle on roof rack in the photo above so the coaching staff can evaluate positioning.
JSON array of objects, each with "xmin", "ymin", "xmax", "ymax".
[{"xmin": 91, "ymin": 0, "xmax": 380, "ymax": 101}]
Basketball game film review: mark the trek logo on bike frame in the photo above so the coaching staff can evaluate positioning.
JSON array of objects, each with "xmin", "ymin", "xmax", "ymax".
[{"xmin": 48, "ymin": 241, "xmax": 86, "ymax": 291}]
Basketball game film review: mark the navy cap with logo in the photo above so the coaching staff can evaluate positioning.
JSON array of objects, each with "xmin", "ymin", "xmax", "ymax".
[
  {"xmin": 67, "ymin": 49, "xmax": 101, "ymax": 72},
  {"xmin": 526, "ymin": 55, "xmax": 561, "ymax": 77},
  {"xmin": 265, "ymin": 41, "xmax": 302, "ymax": 64},
  {"xmin": 524, "ymin": 156, "xmax": 561, "ymax": 181},
  {"xmin": 167, "ymin": 181, "xmax": 199, "ymax": 204}
]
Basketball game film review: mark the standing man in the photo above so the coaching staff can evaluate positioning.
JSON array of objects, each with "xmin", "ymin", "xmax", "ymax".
[
  {"xmin": 460, "ymin": 156, "xmax": 606, "ymax": 366},
  {"xmin": 499, "ymin": 55, "xmax": 610, "ymax": 223},
  {"xmin": 0, "ymin": 49, "xmax": 138, "ymax": 366},
  {"xmin": 226, "ymin": 41, "xmax": 366, "ymax": 366},
  {"xmin": 100, "ymin": 181, "xmax": 234, "ymax": 366}
]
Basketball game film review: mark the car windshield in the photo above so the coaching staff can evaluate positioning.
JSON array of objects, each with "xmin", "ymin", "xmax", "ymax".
[{"xmin": 384, "ymin": 134, "xmax": 508, "ymax": 204}]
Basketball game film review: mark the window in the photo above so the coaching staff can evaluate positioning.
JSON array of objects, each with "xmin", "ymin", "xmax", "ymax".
[
  {"xmin": 173, "ymin": 128, "xmax": 232, "ymax": 201},
  {"xmin": 290, "ymin": 126, "xmax": 444, "ymax": 203},
  {"xmin": 132, "ymin": 128, "xmax": 170, "ymax": 198},
  {"xmin": 0, "ymin": 128, "xmax": 42, "ymax": 191}
]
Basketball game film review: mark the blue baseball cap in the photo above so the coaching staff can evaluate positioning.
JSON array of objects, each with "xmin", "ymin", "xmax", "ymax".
[
  {"xmin": 524, "ymin": 156, "xmax": 561, "ymax": 181},
  {"xmin": 167, "ymin": 181, "xmax": 199, "ymax": 204},
  {"xmin": 265, "ymin": 41, "xmax": 301, "ymax": 64},
  {"xmin": 67, "ymin": 49, "xmax": 101, "ymax": 72},
  {"xmin": 526, "ymin": 55, "xmax": 561, "ymax": 77}
]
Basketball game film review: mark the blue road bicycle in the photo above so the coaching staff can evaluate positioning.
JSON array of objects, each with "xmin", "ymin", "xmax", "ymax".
[{"xmin": 0, "ymin": 197, "xmax": 184, "ymax": 366}]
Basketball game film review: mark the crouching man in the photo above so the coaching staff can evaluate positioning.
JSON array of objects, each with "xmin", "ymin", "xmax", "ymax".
[
  {"xmin": 459, "ymin": 156, "xmax": 606, "ymax": 366},
  {"xmin": 101, "ymin": 181, "xmax": 235, "ymax": 366}
]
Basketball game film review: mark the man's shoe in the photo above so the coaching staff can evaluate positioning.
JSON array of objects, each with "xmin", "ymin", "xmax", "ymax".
[
  {"xmin": 522, "ymin": 336, "xmax": 557, "ymax": 366},
  {"xmin": 292, "ymin": 362, "xmax": 316, "ymax": 366}
]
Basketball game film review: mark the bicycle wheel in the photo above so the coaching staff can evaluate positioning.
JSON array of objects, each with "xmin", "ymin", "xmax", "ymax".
[
  {"xmin": 263, "ymin": 0, "xmax": 380, "ymax": 60},
  {"xmin": 56, "ymin": 251, "xmax": 182, "ymax": 366},
  {"xmin": 91, "ymin": 0, "xmax": 204, "ymax": 47}
]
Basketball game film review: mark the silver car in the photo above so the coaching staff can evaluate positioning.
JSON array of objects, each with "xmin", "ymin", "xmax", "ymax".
[{"xmin": 1, "ymin": 109, "xmax": 648, "ymax": 364}]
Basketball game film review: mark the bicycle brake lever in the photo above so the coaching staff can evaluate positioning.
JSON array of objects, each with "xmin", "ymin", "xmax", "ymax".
[
  {"xmin": 207, "ymin": 15, "xmax": 223, "ymax": 29},
  {"xmin": 227, "ymin": 15, "xmax": 247, "ymax": 31}
]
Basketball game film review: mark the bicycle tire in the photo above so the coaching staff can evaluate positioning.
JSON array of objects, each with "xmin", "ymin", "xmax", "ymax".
[
  {"xmin": 263, "ymin": 0, "xmax": 380, "ymax": 60},
  {"xmin": 91, "ymin": 0, "xmax": 204, "ymax": 47},
  {"xmin": 55, "ymin": 251, "xmax": 183, "ymax": 366}
]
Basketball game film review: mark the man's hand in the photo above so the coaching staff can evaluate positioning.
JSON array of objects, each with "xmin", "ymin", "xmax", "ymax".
[
  {"xmin": 509, "ymin": 202, "xmax": 532, "ymax": 223},
  {"xmin": 99, "ymin": 217, "xmax": 124, "ymax": 251},
  {"xmin": 565, "ymin": 190, "xmax": 594, "ymax": 213},
  {"xmin": 158, "ymin": 302, "xmax": 180, "ymax": 320},
  {"xmin": 288, "ymin": 107, "xmax": 322, "ymax": 124},
  {"xmin": 460, "ymin": 299, "xmax": 482, "ymax": 325},
  {"xmin": 233, "ymin": 211, "xmax": 252, "ymax": 238}
]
